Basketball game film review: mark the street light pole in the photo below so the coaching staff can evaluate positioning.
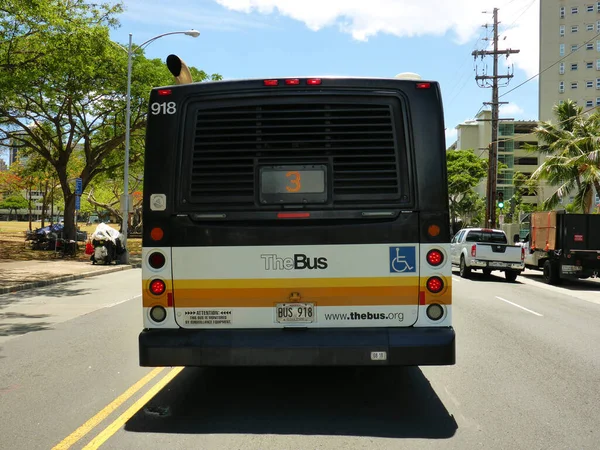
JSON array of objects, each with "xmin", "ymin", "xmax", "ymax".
[
  {"xmin": 120, "ymin": 29, "xmax": 199, "ymax": 264},
  {"xmin": 122, "ymin": 33, "xmax": 133, "ymax": 263}
]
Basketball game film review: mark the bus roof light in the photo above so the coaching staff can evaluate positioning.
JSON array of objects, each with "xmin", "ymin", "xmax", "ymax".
[
  {"xmin": 157, "ymin": 89, "xmax": 172, "ymax": 96},
  {"xmin": 285, "ymin": 79, "xmax": 300, "ymax": 85},
  {"xmin": 306, "ymin": 78, "xmax": 322, "ymax": 85},
  {"xmin": 264, "ymin": 79, "xmax": 279, "ymax": 86},
  {"xmin": 416, "ymin": 82, "xmax": 431, "ymax": 89}
]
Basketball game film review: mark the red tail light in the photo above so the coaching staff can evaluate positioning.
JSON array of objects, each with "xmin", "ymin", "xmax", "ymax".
[
  {"xmin": 148, "ymin": 252, "xmax": 166, "ymax": 269},
  {"xmin": 426, "ymin": 276, "xmax": 444, "ymax": 293},
  {"xmin": 277, "ymin": 212, "xmax": 310, "ymax": 219},
  {"xmin": 471, "ymin": 244, "xmax": 477, "ymax": 257},
  {"xmin": 150, "ymin": 279, "xmax": 166, "ymax": 296},
  {"xmin": 426, "ymin": 249, "xmax": 444, "ymax": 266},
  {"xmin": 521, "ymin": 247, "xmax": 525, "ymax": 261}
]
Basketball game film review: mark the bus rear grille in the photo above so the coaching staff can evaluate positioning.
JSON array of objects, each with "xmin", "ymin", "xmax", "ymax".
[{"xmin": 189, "ymin": 102, "xmax": 400, "ymax": 206}]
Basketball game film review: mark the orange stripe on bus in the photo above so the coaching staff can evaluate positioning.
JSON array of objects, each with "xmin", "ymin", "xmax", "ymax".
[{"xmin": 170, "ymin": 293, "xmax": 417, "ymax": 308}]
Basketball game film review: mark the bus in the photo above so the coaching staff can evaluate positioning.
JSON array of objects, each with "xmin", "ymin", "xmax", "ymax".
[{"xmin": 139, "ymin": 67, "xmax": 455, "ymax": 367}]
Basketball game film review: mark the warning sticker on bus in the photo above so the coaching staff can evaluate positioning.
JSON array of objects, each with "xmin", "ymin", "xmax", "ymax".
[{"xmin": 183, "ymin": 310, "xmax": 233, "ymax": 325}]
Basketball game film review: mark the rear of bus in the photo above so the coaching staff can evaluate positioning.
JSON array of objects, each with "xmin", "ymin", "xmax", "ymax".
[{"xmin": 139, "ymin": 76, "xmax": 455, "ymax": 367}]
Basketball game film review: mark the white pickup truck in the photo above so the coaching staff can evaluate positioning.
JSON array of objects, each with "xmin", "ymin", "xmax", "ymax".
[{"xmin": 450, "ymin": 228, "xmax": 525, "ymax": 282}]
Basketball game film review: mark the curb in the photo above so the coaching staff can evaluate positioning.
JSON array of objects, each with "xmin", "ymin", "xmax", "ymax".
[{"xmin": 0, "ymin": 264, "xmax": 137, "ymax": 295}]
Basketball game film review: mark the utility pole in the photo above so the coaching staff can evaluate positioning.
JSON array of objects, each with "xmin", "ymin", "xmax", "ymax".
[{"xmin": 472, "ymin": 8, "xmax": 520, "ymax": 229}]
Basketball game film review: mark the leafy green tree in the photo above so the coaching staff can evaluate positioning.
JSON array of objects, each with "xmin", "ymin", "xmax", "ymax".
[
  {"xmin": 454, "ymin": 191, "xmax": 486, "ymax": 227},
  {"xmin": 0, "ymin": 0, "xmax": 221, "ymax": 239},
  {"xmin": 529, "ymin": 99, "xmax": 600, "ymax": 213},
  {"xmin": 0, "ymin": 194, "xmax": 28, "ymax": 219},
  {"xmin": 447, "ymin": 149, "xmax": 488, "ymax": 229}
]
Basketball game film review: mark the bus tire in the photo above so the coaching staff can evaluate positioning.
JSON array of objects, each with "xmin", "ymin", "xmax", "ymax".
[
  {"xmin": 459, "ymin": 256, "xmax": 471, "ymax": 279},
  {"xmin": 505, "ymin": 270, "xmax": 518, "ymax": 283},
  {"xmin": 543, "ymin": 260, "xmax": 561, "ymax": 285}
]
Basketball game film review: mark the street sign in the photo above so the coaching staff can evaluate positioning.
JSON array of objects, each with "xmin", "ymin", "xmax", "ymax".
[
  {"xmin": 75, "ymin": 178, "xmax": 82, "ymax": 195},
  {"xmin": 120, "ymin": 194, "xmax": 134, "ymax": 213},
  {"xmin": 75, "ymin": 195, "xmax": 81, "ymax": 211}
]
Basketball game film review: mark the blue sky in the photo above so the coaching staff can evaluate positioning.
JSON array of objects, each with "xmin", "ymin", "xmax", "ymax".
[{"xmin": 2, "ymin": 0, "xmax": 541, "ymax": 165}]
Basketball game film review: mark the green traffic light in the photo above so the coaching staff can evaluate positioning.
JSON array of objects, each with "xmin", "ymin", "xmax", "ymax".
[{"xmin": 498, "ymin": 201, "xmax": 504, "ymax": 209}]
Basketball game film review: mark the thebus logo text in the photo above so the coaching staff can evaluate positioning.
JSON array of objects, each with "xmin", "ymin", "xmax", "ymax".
[{"xmin": 261, "ymin": 254, "xmax": 328, "ymax": 270}]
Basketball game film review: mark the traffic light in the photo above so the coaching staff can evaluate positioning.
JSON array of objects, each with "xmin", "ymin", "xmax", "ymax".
[{"xmin": 497, "ymin": 191, "xmax": 504, "ymax": 209}]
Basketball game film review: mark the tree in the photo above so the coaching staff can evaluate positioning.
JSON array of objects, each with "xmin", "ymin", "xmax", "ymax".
[
  {"xmin": 0, "ymin": 194, "xmax": 28, "ymax": 219},
  {"xmin": 447, "ymin": 150, "xmax": 488, "ymax": 229},
  {"xmin": 0, "ymin": 0, "xmax": 221, "ymax": 239},
  {"xmin": 0, "ymin": 170, "xmax": 24, "ymax": 195},
  {"xmin": 529, "ymin": 99, "xmax": 600, "ymax": 213}
]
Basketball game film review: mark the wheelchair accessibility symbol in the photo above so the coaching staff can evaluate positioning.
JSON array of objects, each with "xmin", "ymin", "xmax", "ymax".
[{"xmin": 389, "ymin": 247, "xmax": 416, "ymax": 273}]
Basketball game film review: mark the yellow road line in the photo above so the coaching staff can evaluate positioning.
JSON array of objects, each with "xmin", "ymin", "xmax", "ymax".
[
  {"xmin": 83, "ymin": 367, "xmax": 184, "ymax": 449},
  {"xmin": 52, "ymin": 367, "xmax": 164, "ymax": 450}
]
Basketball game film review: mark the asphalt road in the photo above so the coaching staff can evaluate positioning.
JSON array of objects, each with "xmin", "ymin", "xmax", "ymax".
[{"xmin": 0, "ymin": 268, "xmax": 599, "ymax": 449}]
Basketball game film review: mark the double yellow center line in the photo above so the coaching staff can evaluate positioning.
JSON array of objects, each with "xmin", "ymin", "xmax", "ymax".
[{"xmin": 52, "ymin": 367, "xmax": 183, "ymax": 450}]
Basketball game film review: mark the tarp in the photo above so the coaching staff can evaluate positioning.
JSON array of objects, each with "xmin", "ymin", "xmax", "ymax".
[
  {"xmin": 531, "ymin": 211, "xmax": 557, "ymax": 251},
  {"xmin": 91, "ymin": 223, "xmax": 123, "ymax": 244}
]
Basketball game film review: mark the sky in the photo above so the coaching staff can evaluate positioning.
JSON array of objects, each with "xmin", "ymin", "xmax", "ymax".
[{"xmin": 2, "ymin": 0, "xmax": 541, "ymax": 165}]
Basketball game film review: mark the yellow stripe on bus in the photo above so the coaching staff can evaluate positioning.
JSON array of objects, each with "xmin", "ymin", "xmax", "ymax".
[{"xmin": 171, "ymin": 276, "xmax": 420, "ymax": 289}]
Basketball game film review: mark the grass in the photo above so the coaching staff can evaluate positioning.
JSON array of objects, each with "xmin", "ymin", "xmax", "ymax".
[{"xmin": 0, "ymin": 221, "xmax": 141, "ymax": 263}]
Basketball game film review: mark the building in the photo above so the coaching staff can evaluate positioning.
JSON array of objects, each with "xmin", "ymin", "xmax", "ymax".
[
  {"xmin": 0, "ymin": 158, "xmax": 7, "ymax": 172},
  {"xmin": 539, "ymin": 1, "xmax": 600, "ymax": 121},
  {"xmin": 450, "ymin": 110, "xmax": 547, "ymax": 207}
]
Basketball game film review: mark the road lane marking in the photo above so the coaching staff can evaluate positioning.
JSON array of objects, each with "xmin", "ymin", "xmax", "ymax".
[
  {"xmin": 51, "ymin": 367, "xmax": 164, "ymax": 450},
  {"xmin": 106, "ymin": 294, "xmax": 141, "ymax": 308},
  {"xmin": 495, "ymin": 296, "xmax": 543, "ymax": 317},
  {"xmin": 83, "ymin": 367, "xmax": 184, "ymax": 449}
]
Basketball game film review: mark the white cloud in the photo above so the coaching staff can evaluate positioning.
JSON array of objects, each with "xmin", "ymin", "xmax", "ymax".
[
  {"xmin": 499, "ymin": 103, "xmax": 525, "ymax": 117},
  {"xmin": 215, "ymin": 0, "xmax": 540, "ymax": 75},
  {"xmin": 499, "ymin": 1, "xmax": 540, "ymax": 78},
  {"xmin": 445, "ymin": 127, "xmax": 458, "ymax": 141}
]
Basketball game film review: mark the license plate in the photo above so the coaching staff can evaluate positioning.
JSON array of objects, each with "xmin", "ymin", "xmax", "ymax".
[
  {"xmin": 562, "ymin": 265, "xmax": 582, "ymax": 272},
  {"xmin": 489, "ymin": 262, "xmax": 508, "ymax": 268},
  {"xmin": 276, "ymin": 303, "xmax": 315, "ymax": 323}
]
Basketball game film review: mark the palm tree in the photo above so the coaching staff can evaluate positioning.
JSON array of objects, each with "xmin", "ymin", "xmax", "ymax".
[{"xmin": 529, "ymin": 100, "xmax": 600, "ymax": 213}]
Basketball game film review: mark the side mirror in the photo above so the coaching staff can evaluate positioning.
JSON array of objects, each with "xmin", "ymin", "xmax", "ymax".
[{"xmin": 513, "ymin": 234, "xmax": 520, "ymax": 244}]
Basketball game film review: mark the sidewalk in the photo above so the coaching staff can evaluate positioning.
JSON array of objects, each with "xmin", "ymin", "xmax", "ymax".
[{"xmin": 0, "ymin": 258, "xmax": 140, "ymax": 295}]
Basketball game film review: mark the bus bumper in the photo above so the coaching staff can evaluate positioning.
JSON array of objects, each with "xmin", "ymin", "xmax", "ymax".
[{"xmin": 139, "ymin": 327, "xmax": 455, "ymax": 367}]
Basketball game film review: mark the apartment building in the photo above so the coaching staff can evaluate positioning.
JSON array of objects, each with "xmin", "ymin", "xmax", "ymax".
[
  {"xmin": 449, "ymin": 110, "xmax": 546, "ymax": 206},
  {"xmin": 539, "ymin": 1, "xmax": 600, "ymax": 121}
]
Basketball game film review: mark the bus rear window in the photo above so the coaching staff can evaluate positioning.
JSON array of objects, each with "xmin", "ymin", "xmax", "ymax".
[{"xmin": 180, "ymin": 95, "xmax": 410, "ymax": 211}]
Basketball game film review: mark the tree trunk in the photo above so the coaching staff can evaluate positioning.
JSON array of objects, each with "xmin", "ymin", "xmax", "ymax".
[
  {"xmin": 28, "ymin": 185, "xmax": 33, "ymax": 231},
  {"xmin": 41, "ymin": 180, "xmax": 49, "ymax": 228},
  {"xmin": 584, "ymin": 187, "xmax": 594, "ymax": 214},
  {"xmin": 58, "ymin": 170, "xmax": 75, "ymax": 240}
]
